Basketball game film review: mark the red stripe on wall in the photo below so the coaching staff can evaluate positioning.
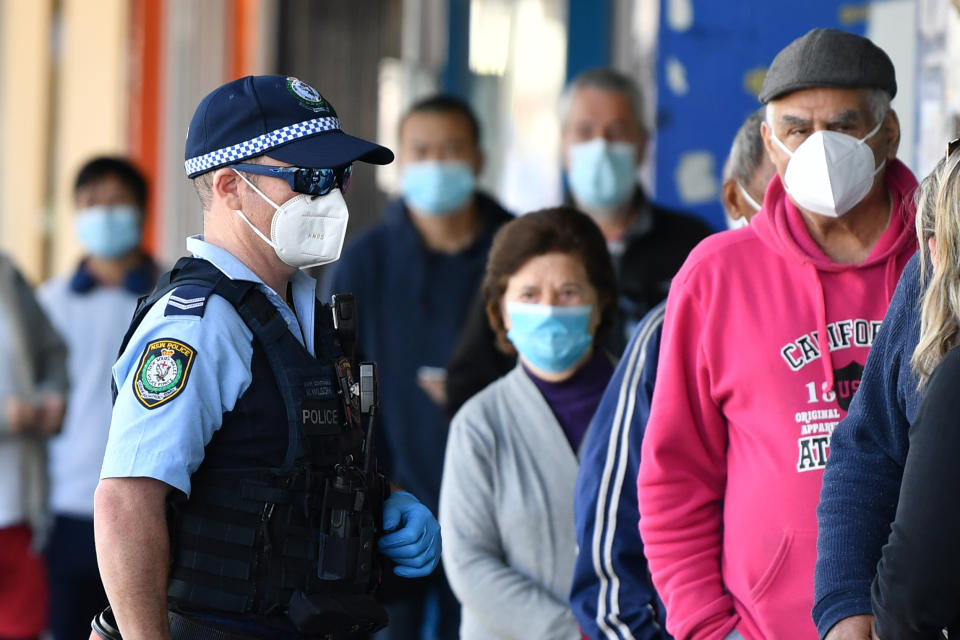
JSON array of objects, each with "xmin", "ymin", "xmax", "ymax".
[{"xmin": 128, "ymin": 0, "xmax": 165, "ymax": 254}]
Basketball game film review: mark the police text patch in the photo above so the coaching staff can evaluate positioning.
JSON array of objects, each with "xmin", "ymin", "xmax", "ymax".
[{"xmin": 133, "ymin": 339, "xmax": 197, "ymax": 409}]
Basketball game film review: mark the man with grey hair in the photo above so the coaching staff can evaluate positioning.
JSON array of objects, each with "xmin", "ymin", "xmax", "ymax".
[
  {"xmin": 443, "ymin": 68, "xmax": 711, "ymax": 418},
  {"xmin": 637, "ymin": 29, "xmax": 917, "ymax": 640},
  {"xmin": 721, "ymin": 109, "xmax": 775, "ymax": 228},
  {"xmin": 569, "ymin": 107, "xmax": 778, "ymax": 640},
  {"xmin": 560, "ymin": 67, "xmax": 712, "ymax": 346}
]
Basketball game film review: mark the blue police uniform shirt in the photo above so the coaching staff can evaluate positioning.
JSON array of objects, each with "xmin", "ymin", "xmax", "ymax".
[{"xmin": 100, "ymin": 236, "xmax": 319, "ymax": 496}]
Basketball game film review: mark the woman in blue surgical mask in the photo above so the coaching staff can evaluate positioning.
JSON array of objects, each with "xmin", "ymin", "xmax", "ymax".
[
  {"xmin": 35, "ymin": 156, "xmax": 159, "ymax": 640},
  {"xmin": 438, "ymin": 206, "xmax": 617, "ymax": 639}
]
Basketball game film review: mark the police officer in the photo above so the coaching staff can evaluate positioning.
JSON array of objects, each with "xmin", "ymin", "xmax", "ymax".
[{"xmin": 92, "ymin": 75, "xmax": 441, "ymax": 640}]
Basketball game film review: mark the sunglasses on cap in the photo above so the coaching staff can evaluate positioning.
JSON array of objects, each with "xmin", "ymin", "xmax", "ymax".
[{"xmin": 229, "ymin": 163, "xmax": 352, "ymax": 197}]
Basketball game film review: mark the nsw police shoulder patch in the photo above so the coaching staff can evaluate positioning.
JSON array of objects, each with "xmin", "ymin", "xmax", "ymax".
[{"xmin": 133, "ymin": 339, "xmax": 197, "ymax": 409}]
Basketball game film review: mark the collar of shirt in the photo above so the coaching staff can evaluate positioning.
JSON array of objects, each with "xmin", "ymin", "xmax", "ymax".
[
  {"xmin": 624, "ymin": 187, "xmax": 655, "ymax": 239},
  {"xmin": 186, "ymin": 235, "xmax": 317, "ymax": 354},
  {"xmin": 69, "ymin": 255, "xmax": 158, "ymax": 296}
]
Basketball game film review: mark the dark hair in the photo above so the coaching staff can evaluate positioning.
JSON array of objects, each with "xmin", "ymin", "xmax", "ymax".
[
  {"xmin": 74, "ymin": 156, "xmax": 148, "ymax": 210},
  {"xmin": 400, "ymin": 95, "xmax": 481, "ymax": 147},
  {"xmin": 483, "ymin": 206, "xmax": 618, "ymax": 354}
]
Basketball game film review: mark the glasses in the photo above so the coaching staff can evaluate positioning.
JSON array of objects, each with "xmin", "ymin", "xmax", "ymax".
[
  {"xmin": 230, "ymin": 163, "xmax": 352, "ymax": 196},
  {"xmin": 946, "ymin": 138, "xmax": 960, "ymax": 163}
]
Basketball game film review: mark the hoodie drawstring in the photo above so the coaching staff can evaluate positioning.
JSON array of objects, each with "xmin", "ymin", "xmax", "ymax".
[{"xmin": 806, "ymin": 263, "xmax": 835, "ymax": 391}]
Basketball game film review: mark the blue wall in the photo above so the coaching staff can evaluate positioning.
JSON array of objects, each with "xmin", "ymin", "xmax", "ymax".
[
  {"xmin": 654, "ymin": 2, "xmax": 868, "ymax": 229},
  {"xmin": 566, "ymin": 0, "xmax": 613, "ymax": 82}
]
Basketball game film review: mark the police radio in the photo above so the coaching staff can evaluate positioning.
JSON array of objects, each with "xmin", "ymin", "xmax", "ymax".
[{"xmin": 331, "ymin": 293, "xmax": 357, "ymax": 363}]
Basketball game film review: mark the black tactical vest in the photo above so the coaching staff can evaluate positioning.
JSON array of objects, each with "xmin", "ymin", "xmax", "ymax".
[{"xmin": 115, "ymin": 258, "xmax": 387, "ymax": 637}]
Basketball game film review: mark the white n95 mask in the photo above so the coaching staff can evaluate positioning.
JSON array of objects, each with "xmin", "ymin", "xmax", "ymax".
[
  {"xmin": 233, "ymin": 169, "xmax": 349, "ymax": 268},
  {"xmin": 771, "ymin": 119, "xmax": 885, "ymax": 218}
]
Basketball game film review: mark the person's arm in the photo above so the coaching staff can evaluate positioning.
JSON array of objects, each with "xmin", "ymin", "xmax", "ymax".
[
  {"xmin": 637, "ymin": 285, "xmax": 737, "ymax": 640},
  {"xmin": 13, "ymin": 264, "xmax": 68, "ymax": 398},
  {"xmin": 0, "ymin": 263, "xmax": 68, "ymax": 437},
  {"xmin": 440, "ymin": 409, "xmax": 578, "ymax": 640},
  {"xmin": 571, "ymin": 304, "xmax": 668, "ymax": 640},
  {"xmin": 95, "ymin": 477, "xmax": 173, "ymax": 640},
  {"xmin": 814, "ymin": 254, "xmax": 922, "ymax": 639},
  {"xmin": 870, "ymin": 348, "xmax": 960, "ymax": 639}
]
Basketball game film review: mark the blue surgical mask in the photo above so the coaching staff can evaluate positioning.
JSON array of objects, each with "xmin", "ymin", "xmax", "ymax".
[
  {"xmin": 74, "ymin": 205, "xmax": 142, "ymax": 258},
  {"xmin": 568, "ymin": 138, "xmax": 637, "ymax": 212},
  {"xmin": 401, "ymin": 161, "xmax": 476, "ymax": 216},
  {"xmin": 506, "ymin": 301, "xmax": 594, "ymax": 373}
]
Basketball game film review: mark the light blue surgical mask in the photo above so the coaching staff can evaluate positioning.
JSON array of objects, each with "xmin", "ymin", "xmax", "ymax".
[
  {"xmin": 74, "ymin": 205, "xmax": 142, "ymax": 258},
  {"xmin": 506, "ymin": 301, "xmax": 594, "ymax": 373},
  {"xmin": 568, "ymin": 138, "xmax": 637, "ymax": 212},
  {"xmin": 401, "ymin": 161, "xmax": 476, "ymax": 216}
]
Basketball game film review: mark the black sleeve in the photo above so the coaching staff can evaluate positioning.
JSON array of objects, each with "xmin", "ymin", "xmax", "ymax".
[
  {"xmin": 444, "ymin": 288, "xmax": 515, "ymax": 419},
  {"xmin": 872, "ymin": 347, "xmax": 960, "ymax": 639}
]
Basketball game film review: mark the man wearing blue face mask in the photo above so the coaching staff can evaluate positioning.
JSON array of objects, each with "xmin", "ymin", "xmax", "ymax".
[
  {"xmin": 444, "ymin": 70, "xmax": 713, "ymax": 420},
  {"xmin": 37, "ymin": 156, "xmax": 159, "ymax": 640},
  {"xmin": 561, "ymin": 68, "xmax": 713, "ymax": 348},
  {"xmin": 322, "ymin": 95, "xmax": 511, "ymax": 640}
]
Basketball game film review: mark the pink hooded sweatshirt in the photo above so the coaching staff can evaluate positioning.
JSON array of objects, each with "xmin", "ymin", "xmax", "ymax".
[{"xmin": 637, "ymin": 161, "xmax": 917, "ymax": 640}]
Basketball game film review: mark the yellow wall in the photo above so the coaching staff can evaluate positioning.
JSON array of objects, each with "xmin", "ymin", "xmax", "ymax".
[
  {"xmin": 0, "ymin": 1, "xmax": 53, "ymax": 283},
  {"xmin": 50, "ymin": 0, "xmax": 130, "ymax": 278},
  {"xmin": 0, "ymin": 0, "xmax": 130, "ymax": 283}
]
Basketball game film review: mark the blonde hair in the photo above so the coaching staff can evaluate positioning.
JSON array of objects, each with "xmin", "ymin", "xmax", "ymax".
[{"xmin": 912, "ymin": 152, "xmax": 960, "ymax": 386}]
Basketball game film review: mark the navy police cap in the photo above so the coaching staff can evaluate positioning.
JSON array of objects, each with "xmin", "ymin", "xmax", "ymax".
[{"xmin": 184, "ymin": 75, "xmax": 393, "ymax": 178}]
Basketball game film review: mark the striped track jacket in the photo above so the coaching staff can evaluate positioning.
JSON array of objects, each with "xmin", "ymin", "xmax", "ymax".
[{"xmin": 570, "ymin": 302, "xmax": 670, "ymax": 640}]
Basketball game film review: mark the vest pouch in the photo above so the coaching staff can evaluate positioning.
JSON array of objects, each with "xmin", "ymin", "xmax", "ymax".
[
  {"xmin": 286, "ymin": 590, "xmax": 388, "ymax": 636},
  {"xmin": 317, "ymin": 473, "xmax": 377, "ymax": 583}
]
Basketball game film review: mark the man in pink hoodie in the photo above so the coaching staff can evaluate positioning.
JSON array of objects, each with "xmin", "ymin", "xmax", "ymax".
[{"xmin": 637, "ymin": 29, "xmax": 917, "ymax": 640}]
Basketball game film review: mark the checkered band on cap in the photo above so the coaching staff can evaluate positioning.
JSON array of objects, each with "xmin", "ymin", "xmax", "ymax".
[{"xmin": 184, "ymin": 116, "xmax": 342, "ymax": 176}]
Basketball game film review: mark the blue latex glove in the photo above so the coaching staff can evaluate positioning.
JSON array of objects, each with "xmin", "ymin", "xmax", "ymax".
[{"xmin": 379, "ymin": 491, "xmax": 441, "ymax": 578}]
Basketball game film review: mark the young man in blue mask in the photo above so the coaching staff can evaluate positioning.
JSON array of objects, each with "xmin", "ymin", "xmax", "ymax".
[
  {"xmin": 37, "ymin": 157, "xmax": 159, "ymax": 640},
  {"xmin": 323, "ymin": 95, "xmax": 512, "ymax": 640}
]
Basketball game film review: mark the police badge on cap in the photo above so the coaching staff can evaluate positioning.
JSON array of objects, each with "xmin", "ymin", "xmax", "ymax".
[{"xmin": 286, "ymin": 77, "xmax": 333, "ymax": 114}]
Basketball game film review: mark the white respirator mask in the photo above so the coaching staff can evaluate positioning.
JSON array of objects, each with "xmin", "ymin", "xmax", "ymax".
[
  {"xmin": 232, "ymin": 169, "xmax": 349, "ymax": 268},
  {"xmin": 770, "ymin": 118, "xmax": 885, "ymax": 218}
]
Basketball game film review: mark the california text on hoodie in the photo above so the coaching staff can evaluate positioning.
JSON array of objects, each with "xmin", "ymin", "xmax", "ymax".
[{"xmin": 637, "ymin": 160, "xmax": 917, "ymax": 640}]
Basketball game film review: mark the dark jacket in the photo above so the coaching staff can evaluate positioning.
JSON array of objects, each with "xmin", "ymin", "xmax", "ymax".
[
  {"xmin": 323, "ymin": 192, "xmax": 512, "ymax": 515},
  {"xmin": 445, "ymin": 190, "xmax": 712, "ymax": 417},
  {"xmin": 813, "ymin": 252, "xmax": 923, "ymax": 638},
  {"xmin": 871, "ymin": 345, "xmax": 960, "ymax": 639}
]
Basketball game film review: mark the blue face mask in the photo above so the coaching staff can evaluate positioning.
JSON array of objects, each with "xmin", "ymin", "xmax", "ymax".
[
  {"xmin": 75, "ymin": 205, "xmax": 142, "ymax": 258},
  {"xmin": 401, "ymin": 161, "xmax": 476, "ymax": 216},
  {"xmin": 505, "ymin": 301, "xmax": 594, "ymax": 373},
  {"xmin": 567, "ymin": 138, "xmax": 637, "ymax": 212}
]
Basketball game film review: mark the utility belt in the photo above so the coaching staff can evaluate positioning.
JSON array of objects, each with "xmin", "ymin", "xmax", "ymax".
[{"xmin": 91, "ymin": 603, "xmax": 382, "ymax": 640}]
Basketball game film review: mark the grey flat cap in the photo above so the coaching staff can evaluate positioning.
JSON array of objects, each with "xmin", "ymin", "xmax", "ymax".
[{"xmin": 759, "ymin": 28, "xmax": 896, "ymax": 103}]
